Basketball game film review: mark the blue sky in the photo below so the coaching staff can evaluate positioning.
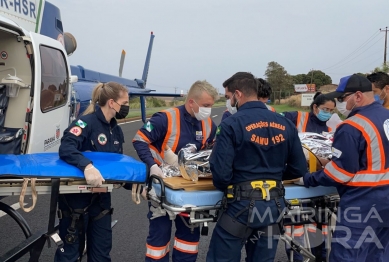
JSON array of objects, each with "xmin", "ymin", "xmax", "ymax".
[{"xmin": 50, "ymin": 0, "xmax": 389, "ymax": 93}]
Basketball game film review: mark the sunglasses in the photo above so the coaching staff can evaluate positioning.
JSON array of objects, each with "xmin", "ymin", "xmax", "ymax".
[{"xmin": 337, "ymin": 93, "xmax": 354, "ymax": 103}]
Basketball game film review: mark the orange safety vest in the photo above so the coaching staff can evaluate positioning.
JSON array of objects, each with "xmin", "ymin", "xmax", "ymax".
[
  {"xmin": 296, "ymin": 112, "xmax": 310, "ymax": 132},
  {"xmin": 133, "ymin": 107, "xmax": 213, "ymax": 166},
  {"xmin": 324, "ymin": 114, "xmax": 389, "ymax": 186}
]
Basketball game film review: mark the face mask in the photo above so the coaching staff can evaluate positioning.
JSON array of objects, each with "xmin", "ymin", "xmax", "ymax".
[
  {"xmin": 317, "ymin": 109, "xmax": 332, "ymax": 122},
  {"xmin": 336, "ymin": 100, "xmax": 351, "ymax": 118},
  {"xmin": 226, "ymin": 99, "xmax": 237, "ymax": 115},
  {"xmin": 192, "ymin": 100, "xmax": 212, "ymax": 120},
  {"xmin": 114, "ymin": 102, "xmax": 130, "ymax": 119},
  {"xmin": 374, "ymin": 90, "xmax": 386, "ymax": 105}
]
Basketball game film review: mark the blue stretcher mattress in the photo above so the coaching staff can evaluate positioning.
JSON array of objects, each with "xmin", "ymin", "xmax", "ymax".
[
  {"xmin": 152, "ymin": 182, "xmax": 338, "ymax": 207},
  {"xmin": 0, "ymin": 152, "xmax": 147, "ymax": 183}
]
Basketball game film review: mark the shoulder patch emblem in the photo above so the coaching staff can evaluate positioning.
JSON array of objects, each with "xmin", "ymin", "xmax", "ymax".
[
  {"xmin": 144, "ymin": 121, "xmax": 154, "ymax": 132},
  {"xmin": 279, "ymin": 112, "xmax": 285, "ymax": 116},
  {"xmin": 98, "ymin": 133, "xmax": 107, "ymax": 145},
  {"xmin": 75, "ymin": 119, "xmax": 87, "ymax": 129},
  {"xmin": 216, "ymin": 126, "xmax": 221, "ymax": 135},
  {"xmin": 384, "ymin": 119, "xmax": 389, "ymax": 141},
  {"xmin": 69, "ymin": 126, "xmax": 82, "ymax": 136}
]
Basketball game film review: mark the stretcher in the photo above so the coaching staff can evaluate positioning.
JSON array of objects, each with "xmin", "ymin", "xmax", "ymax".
[
  {"xmin": 148, "ymin": 175, "xmax": 339, "ymax": 262},
  {"xmin": 0, "ymin": 152, "xmax": 147, "ymax": 262}
]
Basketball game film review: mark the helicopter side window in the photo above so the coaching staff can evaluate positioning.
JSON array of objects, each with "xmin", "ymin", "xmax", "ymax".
[{"xmin": 40, "ymin": 45, "xmax": 68, "ymax": 112}]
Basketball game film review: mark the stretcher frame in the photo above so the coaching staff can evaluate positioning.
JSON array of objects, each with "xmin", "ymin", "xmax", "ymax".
[
  {"xmin": 0, "ymin": 177, "xmax": 117, "ymax": 262},
  {"xmin": 281, "ymin": 194, "xmax": 340, "ymax": 262},
  {"xmin": 148, "ymin": 175, "xmax": 340, "ymax": 261},
  {"xmin": 147, "ymin": 175, "xmax": 221, "ymax": 235}
]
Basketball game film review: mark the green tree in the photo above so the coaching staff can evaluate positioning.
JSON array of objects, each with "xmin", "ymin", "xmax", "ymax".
[
  {"xmin": 372, "ymin": 62, "xmax": 389, "ymax": 73},
  {"xmin": 292, "ymin": 74, "xmax": 309, "ymax": 84},
  {"xmin": 291, "ymin": 70, "xmax": 332, "ymax": 89},
  {"xmin": 265, "ymin": 61, "xmax": 293, "ymax": 103},
  {"xmin": 307, "ymin": 70, "xmax": 332, "ymax": 88}
]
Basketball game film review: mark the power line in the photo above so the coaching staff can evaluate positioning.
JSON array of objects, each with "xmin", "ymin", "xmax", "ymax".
[
  {"xmin": 322, "ymin": 30, "xmax": 381, "ymax": 71},
  {"xmin": 322, "ymin": 35, "xmax": 384, "ymax": 71}
]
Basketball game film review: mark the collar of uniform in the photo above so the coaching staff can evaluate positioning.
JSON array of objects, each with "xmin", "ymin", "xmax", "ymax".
[
  {"xmin": 309, "ymin": 111, "xmax": 327, "ymax": 126},
  {"xmin": 238, "ymin": 101, "xmax": 267, "ymax": 111},
  {"xmin": 95, "ymin": 106, "xmax": 118, "ymax": 128},
  {"xmin": 179, "ymin": 104, "xmax": 199, "ymax": 124},
  {"xmin": 348, "ymin": 101, "xmax": 384, "ymax": 118}
]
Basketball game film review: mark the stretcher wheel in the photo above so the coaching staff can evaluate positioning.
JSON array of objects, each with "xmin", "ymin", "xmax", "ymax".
[{"xmin": 201, "ymin": 225, "xmax": 209, "ymax": 236}]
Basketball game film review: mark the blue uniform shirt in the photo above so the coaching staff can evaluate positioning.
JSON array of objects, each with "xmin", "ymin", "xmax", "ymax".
[
  {"xmin": 133, "ymin": 105, "xmax": 217, "ymax": 167},
  {"xmin": 282, "ymin": 111, "xmax": 330, "ymax": 133},
  {"xmin": 221, "ymin": 110, "xmax": 231, "ymax": 121},
  {"xmin": 210, "ymin": 101, "xmax": 307, "ymax": 191},
  {"xmin": 59, "ymin": 106, "xmax": 124, "ymax": 170},
  {"xmin": 304, "ymin": 102, "xmax": 389, "ymax": 228}
]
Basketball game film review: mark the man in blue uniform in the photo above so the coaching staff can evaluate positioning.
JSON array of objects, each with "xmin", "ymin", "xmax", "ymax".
[
  {"xmin": 301, "ymin": 74, "xmax": 389, "ymax": 261},
  {"xmin": 56, "ymin": 82, "xmax": 129, "ymax": 262},
  {"xmin": 207, "ymin": 72, "xmax": 307, "ymax": 262},
  {"xmin": 222, "ymin": 78, "xmax": 274, "ymax": 121},
  {"xmin": 132, "ymin": 80, "xmax": 218, "ymax": 262}
]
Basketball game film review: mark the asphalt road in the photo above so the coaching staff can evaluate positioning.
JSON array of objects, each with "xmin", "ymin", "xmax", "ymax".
[{"xmin": 0, "ymin": 106, "xmax": 288, "ymax": 261}]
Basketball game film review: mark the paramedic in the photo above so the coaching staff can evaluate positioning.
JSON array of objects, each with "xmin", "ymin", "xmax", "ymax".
[
  {"xmin": 206, "ymin": 72, "xmax": 307, "ymax": 262},
  {"xmin": 281, "ymin": 92, "xmax": 335, "ymax": 133},
  {"xmin": 366, "ymin": 71, "xmax": 389, "ymax": 109},
  {"xmin": 132, "ymin": 80, "xmax": 218, "ymax": 262},
  {"xmin": 302, "ymin": 74, "xmax": 389, "ymax": 261},
  {"xmin": 55, "ymin": 82, "xmax": 129, "ymax": 262},
  {"xmin": 222, "ymin": 78, "xmax": 275, "ymax": 121},
  {"xmin": 283, "ymin": 91, "xmax": 336, "ymax": 261},
  {"xmin": 257, "ymin": 78, "xmax": 276, "ymax": 112}
]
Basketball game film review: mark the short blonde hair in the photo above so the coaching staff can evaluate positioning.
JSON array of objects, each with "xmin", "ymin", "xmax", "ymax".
[{"xmin": 186, "ymin": 80, "xmax": 218, "ymax": 101}]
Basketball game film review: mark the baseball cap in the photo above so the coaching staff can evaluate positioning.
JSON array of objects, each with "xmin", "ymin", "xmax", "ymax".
[{"xmin": 325, "ymin": 74, "xmax": 372, "ymax": 100}]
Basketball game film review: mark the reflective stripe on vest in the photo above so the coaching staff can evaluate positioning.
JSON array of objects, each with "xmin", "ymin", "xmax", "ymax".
[
  {"xmin": 145, "ymin": 242, "xmax": 170, "ymax": 260},
  {"xmin": 173, "ymin": 237, "xmax": 199, "ymax": 254},
  {"xmin": 296, "ymin": 112, "xmax": 309, "ymax": 132},
  {"xmin": 324, "ymin": 114, "xmax": 389, "ymax": 186},
  {"xmin": 134, "ymin": 108, "xmax": 212, "ymax": 166}
]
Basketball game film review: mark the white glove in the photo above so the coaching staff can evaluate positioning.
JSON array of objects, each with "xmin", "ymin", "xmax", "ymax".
[
  {"xmin": 150, "ymin": 206, "xmax": 167, "ymax": 220},
  {"xmin": 150, "ymin": 164, "xmax": 165, "ymax": 178},
  {"xmin": 164, "ymin": 146, "xmax": 178, "ymax": 167},
  {"xmin": 84, "ymin": 164, "xmax": 105, "ymax": 187},
  {"xmin": 294, "ymin": 177, "xmax": 305, "ymax": 186}
]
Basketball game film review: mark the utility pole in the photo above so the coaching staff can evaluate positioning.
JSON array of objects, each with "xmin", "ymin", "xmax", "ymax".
[
  {"xmin": 174, "ymin": 87, "xmax": 177, "ymax": 94},
  {"xmin": 380, "ymin": 27, "xmax": 388, "ymax": 64},
  {"xmin": 310, "ymin": 68, "xmax": 314, "ymax": 85}
]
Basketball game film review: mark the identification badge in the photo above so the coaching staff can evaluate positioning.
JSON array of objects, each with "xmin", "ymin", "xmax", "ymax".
[{"xmin": 196, "ymin": 131, "xmax": 203, "ymax": 141}]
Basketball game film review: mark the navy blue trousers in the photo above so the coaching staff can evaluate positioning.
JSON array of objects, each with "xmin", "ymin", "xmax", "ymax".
[
  {"xmin": 145, "ymin": 204, "xmax": 200, "ymax": 262},
  {"xmin": 54, "ymin": 193, "xmax": 112, "ymax": 262},
  {"xmin": 207, "ymin": 199, "xmax": 285, "ymax": 262}
]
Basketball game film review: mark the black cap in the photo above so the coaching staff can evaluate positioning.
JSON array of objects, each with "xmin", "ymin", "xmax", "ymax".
[{"xmin": 326, "ymin": 74, "xmax": 372, "ymax": 100}]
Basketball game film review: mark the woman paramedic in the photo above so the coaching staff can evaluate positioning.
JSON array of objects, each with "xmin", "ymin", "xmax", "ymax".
[
  {"xmin": 281, "ymin": 92, "xmax": 335, "ymax": 133},
  {"xmin": 55, "ymin": 82, "xmax": 129, "ymax": 262},
  {"xmin": 282, "ymin": 92, "xmax": 335, "ymax": 262}
]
